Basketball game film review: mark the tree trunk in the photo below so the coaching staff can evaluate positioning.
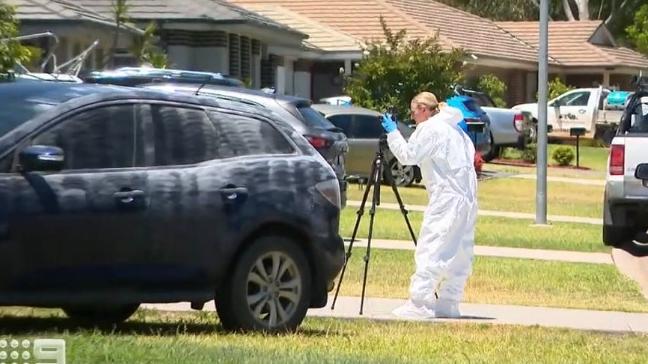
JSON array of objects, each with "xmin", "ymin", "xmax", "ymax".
[
  {"xmin": 562, "ymin": 0, "xmax": 576, "ymax": 20},
  {"xmin": 575, "ymin": 0, "xmax": 590, "ymax": 19}
]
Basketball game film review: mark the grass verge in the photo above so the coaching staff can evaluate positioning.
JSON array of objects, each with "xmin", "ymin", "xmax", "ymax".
[
  {"xmin": 485, "ymin": 162, "xmax": 607, "ymax": 180},
  {"xmin": 341, "ymin": 209, "xmax": 607, "ymax": 253},
  {"xmin": 0, "ymin": 309, "xmax": 647, "ymax": 363},
  {"xmin": 338, "ymin": 249, "xmax": 647, "ymax": 312},
  {"xmin": 346, "ymin": 178, "xmax": 604, "ymax": 219}
]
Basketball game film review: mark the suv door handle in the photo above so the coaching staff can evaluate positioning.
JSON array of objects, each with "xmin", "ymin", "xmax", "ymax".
[
  {"xmin": 113, "ymin": 189, "xmax": 146, "ymax": 204},
  {"xmin": 219, "ymin": 186, "xmax": 248, "ymax": 203}
]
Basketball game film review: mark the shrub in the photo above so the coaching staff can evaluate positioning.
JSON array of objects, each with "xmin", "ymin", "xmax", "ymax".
[
  {"xmin": 552, "ymin": 146, "xmax": 575, "ymax": 166},
  {"xmin": 521, "ymin": 143, "xmax": 537, "ymax": 163}
]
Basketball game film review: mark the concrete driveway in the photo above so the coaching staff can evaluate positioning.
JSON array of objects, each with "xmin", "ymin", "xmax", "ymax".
[{"xmin": 613, "ymin": 241, "xmax": 648, "ymax": 300}]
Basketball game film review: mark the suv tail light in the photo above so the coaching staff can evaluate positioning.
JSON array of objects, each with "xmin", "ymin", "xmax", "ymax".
[
  {"xmin": 305, "ymin": 135, "xmax": 332, "ymax": 149},
  {"xmin": 315, "ymin": 179, "xmax": 341, "ymax": 209},
  {"xmin": 609, "ymin": 144, "xmax": 625, "ymax": 176},
  {"xmin": 513, "ymin": 113, "xmax": 524, "ymax": 132}
]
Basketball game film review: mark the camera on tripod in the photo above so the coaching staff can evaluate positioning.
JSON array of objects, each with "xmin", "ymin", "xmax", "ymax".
[
  {"xmin": 378, "ymin": 105, "xmax": 399, "ymax": 124},
  {"xmin": 378, "ymin": 105, "xmax": 399, "ymax": 148}
]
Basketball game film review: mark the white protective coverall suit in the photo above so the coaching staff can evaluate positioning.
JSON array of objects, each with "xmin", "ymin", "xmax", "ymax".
[{"xmin": 387, "ymin": 105, "xmax": 478, "ymax": 318}]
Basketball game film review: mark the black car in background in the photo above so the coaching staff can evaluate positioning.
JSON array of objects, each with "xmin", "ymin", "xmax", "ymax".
[
  {"xmin": 144, "ymin": 83, "xmax": 349, "ymax": 206},
  {"xmin": 0, "ymin": 79, "xmax": 345, "ymax": 332}
]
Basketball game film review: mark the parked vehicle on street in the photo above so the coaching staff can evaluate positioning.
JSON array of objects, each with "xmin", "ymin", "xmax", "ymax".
[
  {"xmin": 0, "ymin": 80, "xmax": 345, "ymax": 332},
  {"xmin": 144, "ymin": 84, "xmax": 349, "ymax": 206},
  {"xmin": 84, "ymin": 67, "xmax": 245, "ymax": 88},
  {"xmin": 453, "ymin": 87, "xmax": 529, "ymax": 161},
  {"xmin": 311, "ymin": 103, "xmax": 420, "ymax": 186},
  {"xmin": 603, "ymin": 77, "xmax": 648, "ymax": 248},
  {"xmin": 512, "ymin": 87, "xmax": 626, "ymax": 133},
  {"xmin": 446, "ymin": 95, "xmax": 493, "ymax": 157}
]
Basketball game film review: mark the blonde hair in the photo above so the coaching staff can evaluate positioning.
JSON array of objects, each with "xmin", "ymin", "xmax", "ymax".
[{"xmin": 411, "ymin": 92, "xmax": 439, "ymax": 111}]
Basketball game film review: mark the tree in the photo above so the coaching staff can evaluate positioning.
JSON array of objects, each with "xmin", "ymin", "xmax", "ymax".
[
  {"xmin": 475, "ymin": 74, "xmax": 507, "ymax": 107},
  {"xmin": 110, "ymin": 0, "xmax": 129, "ymax": 68},
  {"xmin": 130, "ymin": 22, "xmax": 168, "ymax": 68},
  {"xmin": 626, "ymin": 4, "xmax": 648, "ymax": 56},
  {"xmin": 436, "ymin": 0, "xmax": 564, "ymax": 21},
  {"xmin": 0, "ymin": 3, "xmax": 31, "ymax": 75},
  {"xmin": 548, "ymin": 77, "xmax": 573, "ymax": 100},
  {"xmin": 439, "ymin": 0, "xmax": 641, "ymax": 41},
  {"xmin": 345, "ymin": 17, "xmax": 465, "ymax": 119}
]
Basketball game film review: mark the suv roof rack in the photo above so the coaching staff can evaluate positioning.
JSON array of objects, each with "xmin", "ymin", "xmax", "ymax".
[{"xmin": 1, "ymin": 31, "xmax": 99, "ymax": 81}]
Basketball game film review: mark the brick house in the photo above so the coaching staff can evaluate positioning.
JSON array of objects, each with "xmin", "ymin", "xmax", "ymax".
[
  {"xmin": 11, "ymin": 0, "xmax": 648, "ymax": 103},
  {"xmin": 227, "ymin": 0, "xmax": 648, "ymax": 104}
]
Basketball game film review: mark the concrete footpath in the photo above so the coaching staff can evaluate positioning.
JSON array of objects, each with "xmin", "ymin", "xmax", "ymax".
[
  {"xmin": 345, "ymin": 238, "xmax": 613, "ymax": 265},
  {"xmin": 141, "ymin": 243, "xmax": 647, "ymax": 334},
  {"xmin": 511, "ymin": 174, "xmax": 605, "ymax": 186},
  {"xmin": 346, "ymin": 201, "xmax": 603, "ymax": 225},
  {"xmin": 143, "ymin": 296, "xmax": 648, "ymax": 334}
]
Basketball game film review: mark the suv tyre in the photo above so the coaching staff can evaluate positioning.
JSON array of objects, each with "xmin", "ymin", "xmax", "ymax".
[{"xmin": 216, "ymin": 235, "xmax": 311, "ymax": 332}]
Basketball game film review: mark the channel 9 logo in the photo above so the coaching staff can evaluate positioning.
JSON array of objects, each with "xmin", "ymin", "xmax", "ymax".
[{"xmin": 0, "ymin": 338, "xmax": 65, "ymax": 364}]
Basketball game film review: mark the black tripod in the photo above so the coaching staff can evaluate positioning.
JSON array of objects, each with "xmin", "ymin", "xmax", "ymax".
[{"xmin": 331, "ymin": 134, "xmax": 418, "ymax": 314}]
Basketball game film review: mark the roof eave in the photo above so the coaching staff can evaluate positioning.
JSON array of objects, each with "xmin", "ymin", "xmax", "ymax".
[
  {"xmin": 19, "ymin": 18, "xmax": 143, "ymax": 35},
  {"xmin": 136, "ymin": 17, "xmax": 306, "ymax": 39}
]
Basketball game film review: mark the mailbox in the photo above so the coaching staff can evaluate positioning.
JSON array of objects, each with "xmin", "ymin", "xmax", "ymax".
[{"xmin": 570, "ymin": 127, "xmax": 586, "ymax": 137}]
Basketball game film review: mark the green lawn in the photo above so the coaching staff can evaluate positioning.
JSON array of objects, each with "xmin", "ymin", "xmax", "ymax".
[
  {"xmin": 478, "ymin": 178, "xmax": 603, "ymax": 218},
  {"xmin": 486, "ymin": 163, "xmax": 607, "ymax": 180},
  {"xmin": 341, "ymin": 209, "xmax": 607, "ymax": 253},
  {"xmin": 338, "ymin": 249, "xmax": 647, "ymax": 312},
  {"xmin": 347, "ymin": 178, "xmax": 604, "ymax": 218},
  {"xmin": 490, "ymin": 144, "xmax": 610, "ymax": 179},
  {"xmin": 0, "ymin": 310, "xmax": 647, "ymax": 363}
]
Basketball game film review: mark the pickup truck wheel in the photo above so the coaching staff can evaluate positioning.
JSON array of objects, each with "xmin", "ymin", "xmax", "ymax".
[
  {"xmin": 482, "ymin": 132, "xmax": 499, "ymax": 162},
  {"xmin": 603, "ymin": 225, "xmax": 634, "ymax": 246},
  {"xmin": 632, "ymin": 231, "xmax": 648, "ymax": 253}
]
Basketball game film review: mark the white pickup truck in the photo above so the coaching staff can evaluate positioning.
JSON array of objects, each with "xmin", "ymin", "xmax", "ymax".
[
  {"xmin": 603, "ymin": 79, "xmax": 648, "ymax": 247},
  {"xmin": 512, "ymin": 87, "xmax": 626, "ymax": 133}
]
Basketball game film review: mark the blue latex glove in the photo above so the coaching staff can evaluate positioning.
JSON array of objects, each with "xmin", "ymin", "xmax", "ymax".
[{"xmin": 381, "ymin": 113, "xmax": 397, "ymax": 133}]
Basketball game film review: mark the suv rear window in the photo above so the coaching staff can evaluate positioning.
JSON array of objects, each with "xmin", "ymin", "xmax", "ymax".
[{"xmin": 297, "ymin": 106, "xmax": 336, "ymax": 129}]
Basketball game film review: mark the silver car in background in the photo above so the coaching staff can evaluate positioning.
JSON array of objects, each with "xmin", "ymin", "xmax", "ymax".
[
  {"xmin": 454, "ymin": 87, "xmax": 529, "ymax": 161},
  {"xmin": 312, "ymin": 104, "xmax": 420, "ymax": 186}
]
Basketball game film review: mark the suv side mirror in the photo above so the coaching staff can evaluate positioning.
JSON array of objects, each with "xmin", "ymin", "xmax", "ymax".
[
  {"xmin": 636, "ymin": 164, "xmax": 648, "ymax": 181},
  {"xmin": 19, "ymin": 145, "xmax": 65, "ymax": 172}
]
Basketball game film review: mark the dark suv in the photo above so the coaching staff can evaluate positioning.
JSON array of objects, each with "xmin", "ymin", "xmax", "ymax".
[
  {"xmin": 0, "ymin": 80, "xmax": 345, "ymax": 332},
  {"xmin": 144, "ymin": 84, "xmax": 349, "ymax": 206}
]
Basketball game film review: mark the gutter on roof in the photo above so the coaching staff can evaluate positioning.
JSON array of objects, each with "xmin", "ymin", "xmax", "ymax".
[
  {"xmin": 19, "ymin": 18, "xmax": 143, "ymax": 35},
  {"xmin": 135, "ymin": 17, "xmax": 306, "ymax": 38}
]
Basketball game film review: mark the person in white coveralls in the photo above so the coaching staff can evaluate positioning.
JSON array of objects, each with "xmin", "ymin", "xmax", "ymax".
[{"xmin": 381, "ymin": 92, "xmax": 478, "ymax": 319}]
